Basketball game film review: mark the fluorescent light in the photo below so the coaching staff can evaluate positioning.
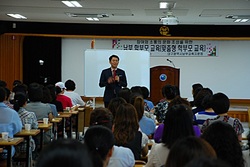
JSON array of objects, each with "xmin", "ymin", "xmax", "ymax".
[
  {"xmin": 159, "ymin": 2, "xmax": 168, "ymax": 8},
  {"xmin": 241, "ymin": 19, "xmax": 249, "ymax": 22},
  {"xmin": 7, "ymin": 14, "xmax": 27, "ymax": 19},
  {"xmin": 62, "ymin": 1, "xmax": 82, "ymax": 7},
  {"xmin": 234, "ymin": 18, "xmax": 249, "ymax": 22},
  {"xmin": 86, "ymin": 17, "xmax": 99, "ymax": 21}
]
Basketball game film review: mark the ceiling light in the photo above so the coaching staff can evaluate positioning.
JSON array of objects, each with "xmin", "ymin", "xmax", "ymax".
[
  {"xmin": 86, "ymin": 17, "xmax": 99, "ymax": 21},
  {"xmin": 7, "ymin": 14, "xmax": 27, "ymax": 19},
  {"xmin": 62, "ymin": 1, "xmax": 82, "ymax": 7},
  {"xmin": 159, "ymin": 2, "xmax": 176, "ymax": 9},
  {"xmin": 234, "ymin": 18, "xmax": 249, "ymax": 23}
]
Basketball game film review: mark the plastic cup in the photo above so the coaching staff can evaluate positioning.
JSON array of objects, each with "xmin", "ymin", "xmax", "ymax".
[
  {"xmin": 2, "ymin": 132, "xmax": 9, "ymax": 140},
  {"xmin": 43, "ymin": 118, "xmax": 49, "ymax": 124},
  {"xmin": 25, "ymin": 124, "xmax": 31, "ymax": 131}
]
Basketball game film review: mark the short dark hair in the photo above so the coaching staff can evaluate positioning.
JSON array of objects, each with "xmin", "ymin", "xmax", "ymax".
[
  {"xmin": 36, "ymin": 139, "xmax": 92, "ymax": 167},
  {"xmin": 192, "ymin": 83, "xmax": 203, "ymax": 91},
  {"xmin": 109, "ymin": 54, "xmax": 119, "ymax": 61},
  {"xmin": 211, "ymin": 92, "xmax": 230, "ymax": 114},
  {"xmin": 0, "ymin": 80, "xmax": 7, "ymax": 88},
  {"xmin": 163, "ymin": 84, "xmax": 176, "ymax": 100},
  {"xmin": 140, "ymin": 86, "xmax": 150, "ymax": 99},
  {"xmin": 0, "ymin": 87, "xmax": 6, "ymax": 102},
  {"xmin": 65, "ymin": 79, "xmax": 76, "ymax": 91},
  {"xmin": 28, "ymin": 82, "xmax": 43, "ymax": 102},
  {"xmin": 4, "ymin": 87, "xmax": 11, "ymax": 100}
]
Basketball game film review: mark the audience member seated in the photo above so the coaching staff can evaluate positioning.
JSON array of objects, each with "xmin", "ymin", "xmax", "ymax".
[
  {"xmin": 46, "ymin": 84, "xmax": 63, "ymax": 113},
  {"xmin": 3, "ymin": 87, "xmax": 13, "ymax": 109},
  {"xmin": 13, "ymin": 92, "xmax": 38, "ymax": 155},
  {"xmin": 117, "ymin": 87, "xmax": 132, "ymax": 103},
  {"xmin": 153, "ymin": 84, "xmax": 177, "ymax": 123},
  {"xmin": 25, "ymin": 82, "xmax": 53, "ymax": 143},
  {"xmin": 55, "ymin": 82, "xmax": 73, "ymax": 109},
  {"xmin": 201, "ymin": 121, "xmax": 245, "ymax": 167},
  {"xmin": 189, "ymin": 83, "xmax": 203, "ymax": 107},
  {"xmin": 36, "ymin": 138, "xmax": 92, "ymax": 167},
  {"xmin": 64, "ymin": 79, "xmax": 85, "ymax": 106},
  {"xmin": 146, "ymin": 104, "xmax": 194, "ymax": 167},
  {"xmin": 130, "ymin": 93, "xmax": 156, "ymax": 137},
  {"xmin": 108, "ymin": 97, "xmax": 127, "ymax": 119},
  {"xmin": 41, "ymin": 86, "xmax": 58, "ymax": 117},
  {"xmin": 141, "ymin": 86, "xmax": 154, "ymax": 112},
  {"xmin": 84, "ymin": 126, "xmax": 114, "ymax": 167},
  {"xmin": 154, "ymin": 96, "xmax": 201, "ymax": 143},
  {"xmin": 165, "ymin": 136, "xmax": 217, "ymax": 167},
  {"xmin": 0, "ymin": 87, "xmax": 22, "ymax": 158},
  {"xmin": 113, "ymin": 103, "xmax": 148, "ymax": 160},
  {"xmin": 192, "ymin": 88, "xmax": 213, "ymax": 115},
  {"xmin": 193, "ymin": 89, "xmax": 217, "ymax": 128},
  {"xmin": 201, "ymin": 92, "xmax": 244, "ymax": 141},
  {"xmin": 89, "ymin": 107, "xmax": 135, "ymax": 167}
]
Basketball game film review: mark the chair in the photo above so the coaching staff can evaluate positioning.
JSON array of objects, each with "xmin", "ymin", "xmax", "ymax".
[{"xmin": 134, "ymin": 160, "xmax": 146, "ymax": 167}]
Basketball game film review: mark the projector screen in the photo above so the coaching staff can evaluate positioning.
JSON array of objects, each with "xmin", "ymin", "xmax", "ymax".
[{"xmin": 83, "ymin": 49, "xmax": 150, "ymax": 97}]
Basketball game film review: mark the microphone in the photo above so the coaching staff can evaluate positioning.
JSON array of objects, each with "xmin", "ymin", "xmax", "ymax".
[{"xmin": 166, "ymin": 59, "xmax": 176, "ymax": 68}]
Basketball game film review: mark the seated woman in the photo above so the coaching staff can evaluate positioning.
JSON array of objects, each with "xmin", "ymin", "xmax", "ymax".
[
  {"xmin": 130, "ymin": 93, "xmax": 156, "ymax": 137},
  {"xmin": 113, "ymin": 103, "xmax": 148, "ymax": 160},
  {"xmin": 146, "ymin": 104, "xmax": 195, "ymax": 167},
  {"xmin": 166, "ymin": 136, "xmax": 217, "ymax": 167},
  {"xmin": 201, "ymin": 121, "xmax": 245, "ymax": 167},
  {"xmin": 36, "ymin": 138, "xmax": 92, "ymax": 167},
  {"xmin": 154, "ymin": 96, "xmax": 201, "ymax": 143},
  {"xmin": 84, "ymin": 126, "xmax": 114, "ymax": 167}
]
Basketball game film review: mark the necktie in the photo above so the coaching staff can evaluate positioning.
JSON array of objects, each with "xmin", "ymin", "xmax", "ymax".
[{"xmin": 113, "ymin": 70, "xmax": 116, "ymax": 79}]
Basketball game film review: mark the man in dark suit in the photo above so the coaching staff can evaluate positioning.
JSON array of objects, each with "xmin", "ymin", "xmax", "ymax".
[{"xmin": 99, "ymin": 55, "xmax": 127, "ymax": 107}]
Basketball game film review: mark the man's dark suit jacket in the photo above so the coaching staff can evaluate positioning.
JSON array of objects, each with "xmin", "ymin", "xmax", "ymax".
[{"xmin": 99, "ymin": 67, "xmax": 127, "ymax": 103}]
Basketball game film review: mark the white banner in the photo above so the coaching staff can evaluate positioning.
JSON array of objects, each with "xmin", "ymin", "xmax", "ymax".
[{"xmin": 112, "ymin": 39, "xmax": 218, "ymax": 57}]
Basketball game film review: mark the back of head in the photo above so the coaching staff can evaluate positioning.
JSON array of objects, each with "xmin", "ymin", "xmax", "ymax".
[
  {"xmin": 0, "ymin": 87, "xmax": 6, "ymax": 102},
  {"xmin": 192, "ymin": 83, "xmax": 203, "ymax": 92},
  {"xmin": 13, "ymin": 92, "xmax": 27, "ymax": 111},
  {"xmin": 12, "ymin": 84, "xmax": 28, "ymax": 94},
  {"xmin": 162, "ymin": 104, "xmax": 194, "ymax": 148},
  {"xmin": 113, "ymin": 103, "xmax": 139, "ymax": 145},
  {"xmin": 166, "ymin": 136, "xmax": 217, "ymax": 167},
  {"xmin": 28, "ymin": 82, "xmax": 43, "ymax": 102},
  {"xmin": 117, "ymin": 87, "xmax": 131, "ymax": 103},
  {"xmin": 36, "ymin": 139, "xmax": 93, "ymax": 167},
  {"xmin": 84, "ymin": 126, "xmax": 114, "ymax": 167},
  {"xmin": 13, "ymin": 80, "xmax": 22, "ymax": 87},
  {"xmin": 140, "ymin": 86, "xmax": 150, "ymax": 99},
  {"xmin": 4, "ymin": 87, "xmax": 11, "ymax": 100},
  {"xmin": 129, "ymin": 93, "xmax": 144, "ymax": 121},
  {"xmin": 201, "ymin": 121, "xmax": 244, "ymax": 167},
  {"xmin": 65, "ymin": 79, "xmax": 76, "ymax": 91},
  {"xmin": 46, "ymin": 84, "xmax": 56, "ymax": 100},
  {"xmin": 163, "ymin": 84, "xmax": 177, "ymax": 100},
  {"xmin": 194, "ymin": 88, "xmax": 213, "ymax": 109},
  {"xmin": 184, "ymin": 157, "xmax": 230, "ymax": 167},
  {"xmin": 210, "ymin": 92, "xmax": 230, "ymax": 114},
  {"xmin": 0, "ymin": 80, "xmax": 7, "ymax": 88},
  {"xmin": 168, "ymin": 96, "xmax": 191, "ymax": 109},
  {"xmin": 130, "ymin": 86, "xmax": 143, "ymax": 96},
  {"xmin": 90, "ymin": 107, "xmax": 113, "ymax": 129},
  {"xmin": 41, "ymin": 86, "xmax": 52, "ymax": 103},
  {"xmin": 108, "ymin": 97, "xmax": 126, "ymax": 119}
]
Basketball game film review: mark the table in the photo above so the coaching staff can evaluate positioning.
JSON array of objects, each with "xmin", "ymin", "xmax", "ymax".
[
  {"xmin": 38, "ymin": 123, "xmax": 52, "ymax": 150},
  {"xmin": 70, "ymin": 110, "xmax": 79, "ymax": 139},
  {"xmin": 58, "ymin": 112, "xmax": 72, "ymax": 138},
  {"xmin": 0, "ymin": 137, "xmax": 24, "ymax": 167},
  {"xmin": 14, "ymin": 129, "xmax": 40, "ymax": 167},
  {"xmin": 50, "ymin": 117, "xmax": 63, "ymax": 140}
]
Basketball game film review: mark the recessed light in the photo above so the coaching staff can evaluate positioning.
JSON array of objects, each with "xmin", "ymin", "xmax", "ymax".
[
  {"xmin": 62, "ymin": 1, "xmax": 82, "ymax": 7},
  {"xmin": 86, "ymin": 17, "xmax": 99, "ymax": 21},
  {"xmin": 7, "ymin": 14, "xmax": 27, "ymax": 19}
]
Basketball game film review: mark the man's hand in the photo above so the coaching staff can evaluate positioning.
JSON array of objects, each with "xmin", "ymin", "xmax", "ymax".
[
  {"xmin": 114, "ymin": 76, "xmax": 119, "ymax": 82},
  {"xmin": 108, "ymin": 77, "xmax": 115, "ymax": 83}
]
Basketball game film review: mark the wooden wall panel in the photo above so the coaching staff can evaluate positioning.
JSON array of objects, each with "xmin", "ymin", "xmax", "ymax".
[{"xmin": 0, "ymin": 34, "xmax": 23, "ymax": 90}]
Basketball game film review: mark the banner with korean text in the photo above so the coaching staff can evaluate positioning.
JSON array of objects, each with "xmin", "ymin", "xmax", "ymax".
[{"xmin": 112, "ymin": 39, "xmax": 218, "ymax": 57}]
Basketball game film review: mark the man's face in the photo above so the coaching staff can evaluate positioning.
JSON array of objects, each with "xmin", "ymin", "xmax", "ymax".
[{"xmin": 109, "ymin": 57, "xmax": 119, "ymax": 68}]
